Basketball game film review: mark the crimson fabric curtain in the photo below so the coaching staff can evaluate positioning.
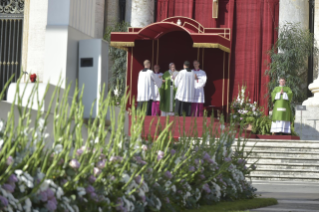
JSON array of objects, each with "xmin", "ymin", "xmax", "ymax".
[{"xmin": 157, "ymin": 0, "xmax": 279, "ymax": 114}]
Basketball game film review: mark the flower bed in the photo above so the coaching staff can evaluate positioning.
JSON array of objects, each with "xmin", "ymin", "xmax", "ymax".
[{"xmin": 0, "ymin": 81, "xmax": 257, "ymax": 212}]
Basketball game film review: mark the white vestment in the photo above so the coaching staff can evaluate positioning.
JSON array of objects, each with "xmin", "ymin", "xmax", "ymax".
[
  {"xmin": 153, "ymin": 72, "xmax": 163, "ymax": 101},
  {"xmin": 193, "ymin": 69, "xmax": 207, "ymax": 103},
  {"xmin": 174, "ymin": 69, "xmax": 195, "ymax": 102},
  {"xmin": 137, "ymin": 69, "xmax": 163, "ymax": 102}
]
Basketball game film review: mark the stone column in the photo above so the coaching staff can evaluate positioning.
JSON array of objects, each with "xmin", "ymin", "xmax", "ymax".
[
  {"xmin": 279, "ymin": 0, "xmax": 309, "ymax": 28},
  {"xmin": 129, "ymin": 0, "xmax": 154, "ymax": 28},
  {"xmin": 105, "ymin": 0, "xmax": 120, "ymax": 27},
  {"xmin": 314, "ymin": 0, "xmax": 319, "ymax": 79}
]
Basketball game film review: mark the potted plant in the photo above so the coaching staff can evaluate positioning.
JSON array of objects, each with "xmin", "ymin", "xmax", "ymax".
[{"xmin": 230, "ymin": 85, "xmax": 263, "ymax": 131}]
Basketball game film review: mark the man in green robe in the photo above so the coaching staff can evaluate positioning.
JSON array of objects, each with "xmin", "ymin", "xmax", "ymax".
[
  {"xmin": 159, "ymin": 63, "xmax": 179, "ymax": 116},
  {"xmin": 270, "ymin": 77, "xmax": 293, "ymax": 134}
]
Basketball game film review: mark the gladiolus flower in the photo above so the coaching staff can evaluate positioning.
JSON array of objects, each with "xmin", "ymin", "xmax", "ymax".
[
  {"xmin": 164, "ymin": 171, "xmax": 173, "ymax": 179},
  {"xmin": 88, "ymin": 175, "xmax": 96, "ymax": 183},
  {"xmin": 86, "ymin": 185, "xmax": 95, "ymax": 194},
  {"xmin": 69, "ymin": 159, "xmax": 80, "ymax": 169},
  {"xmin": 0, "ymin": 195, "xmax": 9, "ymax": 208},
  {"xmin": 8, "ymin": 174, "xmax": 18, "ymax": 183},
  {"xmin": 97, "ymin": 159, "xmax": 106, "ymax": 169},
  {"xmin": 76, "ymin": 149, "xmax": 84, "ymax": 156},
  {"xmin": 224, "ymin": 157, "xmax": 232, "ymax": 162},
  {"xmin": 157, "ymin": 151, "xmax": 164, "ymax": 160},
  {"xmin": 46, "ymin": 200, "xmax": 57, "ymax": 211},
  {"xmin": 189, "ymin": 166, "xmax": 195, "ymax": 172},
  {"xmin": 2, "ymin": 184, "xmax": 14, "ymax": 193},
  {"xmin": 170, "ymin": 149, "xmax": 176, "ymax": 155},
  {"xmin": 141, "ymin": 145, "xmax": 148, "ymax": 151},
  {"xmin": 6, "ymin": 156, "xmax": 13, "ymax": 165},
  {"xmin": 94, "ymin": 167, "xmax": 101, "ymax": 176}
]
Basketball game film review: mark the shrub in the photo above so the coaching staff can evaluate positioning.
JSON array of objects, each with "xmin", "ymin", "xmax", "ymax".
[{"xmin": 0, "ymin": 79, "xmax": 257, "ymax": 212}]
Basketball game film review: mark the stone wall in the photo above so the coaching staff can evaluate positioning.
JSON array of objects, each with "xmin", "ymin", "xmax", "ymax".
[
  {"xmin": 295, "ymin": 106, "xmax": 319, "ymax": 140},
  {"xmin": 279, "ymin": 0, "xmax": 309, "ymax": 28},
  {"xmin": 105, "ymin": 0, "xmax": 119, "ymax": 27},
  {"xmin": 130, "ymin": 0, "xmax": 154, "ymax": 27},
  {"xmin": 25, "ymin": 0, "xmax": 49, "ymax": 82}
]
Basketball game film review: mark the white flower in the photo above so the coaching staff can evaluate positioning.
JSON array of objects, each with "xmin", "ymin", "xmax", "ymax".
[
  {"xmin": 0, "ymin": 139, "xmax": 3, "ymax": 149},
  {"xmin": 19, "ymin": 184, "xmax": 26, "ymax": 193},
  {"xmin": 121, "ymin": 173, "xmax": 131, "ymax": 184},
  {"xmin": 155, "ymin": 197, "xmax": 162, "ymax": 211},
  {"xmin": 0, "ymin": 120, "xmax": 3, "ymax": 132},
  {"xmin": 23, "ymin": 198, "xmax": 32, "ymax": 212},
  {"xmin": 57, "ymin": 187, "xmax": 64, "ymax": 199},
  {"xmin": 77, "ymin": 187, "xmax": 86, "ymax": 197},
  {"xmin": 54, "ymin": 144, "xmax": 63, "ymax": 154}
]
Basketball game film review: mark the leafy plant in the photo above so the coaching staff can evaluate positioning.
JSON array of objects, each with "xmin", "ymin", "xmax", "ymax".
[
  {"xmin": 266, "ymin": 22, "xmax": 319, "ymax": 113},
  {"xmin": 104, "ymin": 21, "xmax": 130, "ymax": 103},
  {"xmin": 252, "ymin": 116, "xmax": 272, "ymax": 135}
]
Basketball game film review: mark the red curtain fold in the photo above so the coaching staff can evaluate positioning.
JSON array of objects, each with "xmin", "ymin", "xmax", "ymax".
[{"xmin": 156, "ymin": 0, "xmax": 279, "ymax": 114}]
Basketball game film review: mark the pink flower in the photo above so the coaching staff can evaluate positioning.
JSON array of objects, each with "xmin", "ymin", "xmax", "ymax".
[
  {"xmin": 76, "ymin": 149, "xmax": 84, "ymax": 156},
  {"xmin": 93, "ymin": 167, "xmax": 101, "ymax": 176},
  {"xmin": 97, "ymin": 159, "xmax": 106, "ymax": 169},
  {"xmin": 6, "ymin": 156, "xmax": 13, "ymax": 165},
  {"xmin": 46, "ymin": 189, "xmax": 55, "ymax": 199},
  {"xmin": 164, "ymin": 171, "xmax": 173, "ymax": 179},
  {"xmin": 40, "ymin": 191, "xmax": 48, "ymax": 202},
  {"xmin": 157, "ymin": 151, "xmax": 165, "ymax": 160},
  {"xmin": 8, "ymin": 174, "xmax": 18, "ymax": 183},
  {"xmin": 86, "ymin": 185, "xmax": 95, "ymax": 194},
  {"xmin": 141, "ymin": 145, "xmax": 148, "ymax": 151},
  {"xmin": 69, "ymin": 159, "xmax": 80, "ymax": 169},
  {"xmin": 170, "ymin": 149, "xmax": 176, "ymax": 155}
]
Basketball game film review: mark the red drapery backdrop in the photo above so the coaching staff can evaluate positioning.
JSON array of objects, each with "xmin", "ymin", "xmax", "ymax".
[{"xmin": 157, "ymin": 0, "xmax": 279, "ymax": 114}]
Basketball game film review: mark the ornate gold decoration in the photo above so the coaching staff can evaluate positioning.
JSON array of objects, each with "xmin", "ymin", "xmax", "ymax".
[
  {"xmin": 0, "ymin": 0, "xmax": 24, "ymax": 14},
  {"xmin": 110, "ymin": 42, "xmax": 134, "ymax": 51}
]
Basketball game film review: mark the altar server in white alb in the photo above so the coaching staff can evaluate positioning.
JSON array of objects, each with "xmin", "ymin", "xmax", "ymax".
[
  {"xmin": 191, "ymin": 60, "xmax": 207, "ymax": 117},
  {"xmin": 137, "ymin": 60, "xmax": 163, "ymax": 115},
  {"xmin": 174, "ymin": 61, "xmax": 196, "ymax": 116}
]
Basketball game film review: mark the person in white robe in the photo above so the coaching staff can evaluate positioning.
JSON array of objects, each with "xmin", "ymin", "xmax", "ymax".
[
  {"xmin": 174, "ymin": 61, "xmax": 196, "ymax": 116},
  {"xmin": 151, "ymin": 65, "xmax": 163, "ymax": 116},
  {"xmin": 191, "ymin": 60, "xmax": 207, "ymax": 117},
  {"xmin": 137, "ymin": 60, "xmax": 162, "ymax": 115}
]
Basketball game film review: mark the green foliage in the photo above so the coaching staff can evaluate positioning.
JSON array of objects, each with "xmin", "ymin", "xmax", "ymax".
[
  {"xmin": 104, "ymin": 21, "xmax": 130, "ymax": 102},
  {"xmin": 252, "ymin": 116, "xmax": 272, "ymax": 135},
  {"xmin": 266, "ymin": 22, "xmax": 319, "ymax": 112}
]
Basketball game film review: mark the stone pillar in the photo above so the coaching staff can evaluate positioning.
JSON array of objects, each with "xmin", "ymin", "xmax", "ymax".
[
  {"xmin": 129, "ymin": 0, "xmax": 154, "ymax": 27},
  {"xmin": 105, "ymin": 0, "xmax": 120, "ymax": 27},
  {"xmin": 314, "ymin": 0, "xmax": 319, "ymax": 79},
  {"xmin": 279, "ymin": 0, "xmax": 309, "ymax": 28}
]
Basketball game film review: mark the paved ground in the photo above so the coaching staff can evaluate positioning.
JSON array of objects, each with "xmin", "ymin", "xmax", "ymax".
[{"xmin": 251, "ymin": 180, "xmax": 319, "ymax": 212}]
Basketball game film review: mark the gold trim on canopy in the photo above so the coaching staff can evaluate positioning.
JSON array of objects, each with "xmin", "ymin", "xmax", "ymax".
[
  {"xmin": 193, "ymin": 43, "xmax": 230, "ymax": 53},
  {"xmin": 110, "ymin": 42, "xmax": 135, "ymax": 50}
]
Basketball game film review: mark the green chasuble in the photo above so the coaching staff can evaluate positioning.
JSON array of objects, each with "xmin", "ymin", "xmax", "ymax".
[
  {"xmin": 271, "ymin": 86, "xmax": 293, "ymax": 122},
  {"xmin": 159, "ymin": 70, "xmax": 178, "ymax": 112}
]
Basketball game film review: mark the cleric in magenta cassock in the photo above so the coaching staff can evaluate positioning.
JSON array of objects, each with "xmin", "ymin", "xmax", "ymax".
[
  {"xmin": 137, "ymin": 60, "xmax": 162, "ymax": 115},
  {"xmin": 191, "ymin": 60, "xmax": 207, "ymax": 117},
  {"xmin": 151, "ymin": 64, "xmax": 163, "ymax": 116},
  {"xmin": 174, "ymin": 61, "xmax": 196, "ymax": 116},
  {"xmin": 270, "ymin": 77, "xmax": 293, "ymax": 134}
]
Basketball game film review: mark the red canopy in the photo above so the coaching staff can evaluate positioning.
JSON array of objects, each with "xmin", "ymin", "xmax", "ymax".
[{"xmin": 111, "ymin": 17, "xmax": 231, "ymax": 53}]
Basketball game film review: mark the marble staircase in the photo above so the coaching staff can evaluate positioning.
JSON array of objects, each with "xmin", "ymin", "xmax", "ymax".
[{"xmin": 241, "ymin": 139, "xmax": 319, "ymax": 182}]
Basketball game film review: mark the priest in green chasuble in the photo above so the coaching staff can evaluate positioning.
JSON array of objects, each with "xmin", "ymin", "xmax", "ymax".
[
  {"xmin": 159, "ymin": 63, "xmax": 179, "ymax": 116},
  {"xmin": 270, "ymin": 77, "xmax": 293, "ymax": 134}
]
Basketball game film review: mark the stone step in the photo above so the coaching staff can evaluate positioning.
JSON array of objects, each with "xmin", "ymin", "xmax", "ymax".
[
  {"xmin": 248, "ymin": 151, "xmax": 319, "ymax": 159},
  {"xmin": 247, "ymin": 157, "xmax": 319, "ymax": 165},
  {"xmin": 246, "ymin": 163, "xmax": 319, "ymax": 171},
  {"xmin": 240, "ymin": 142, "xmax": 319, "ymax": 148},
  {"xmin": 247, "ymin": 174, "xmax": 319, "ymax": 182},
  {"xmin": 236, "ymin": 146, "xmax": 319, "ymax": 153},
  {"xmin": 250, "ymin": 169, "xmax": 319, "ymax": 177}
]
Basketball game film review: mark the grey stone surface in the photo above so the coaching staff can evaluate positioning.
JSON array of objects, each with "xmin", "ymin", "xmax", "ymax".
[
  {"xmin": 295, "ymin": 107, "xmax": 319, "ymax": 140},
  {"xmin": 251, "ymin": 181, "xmax": 319, "ymax": 212}
]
